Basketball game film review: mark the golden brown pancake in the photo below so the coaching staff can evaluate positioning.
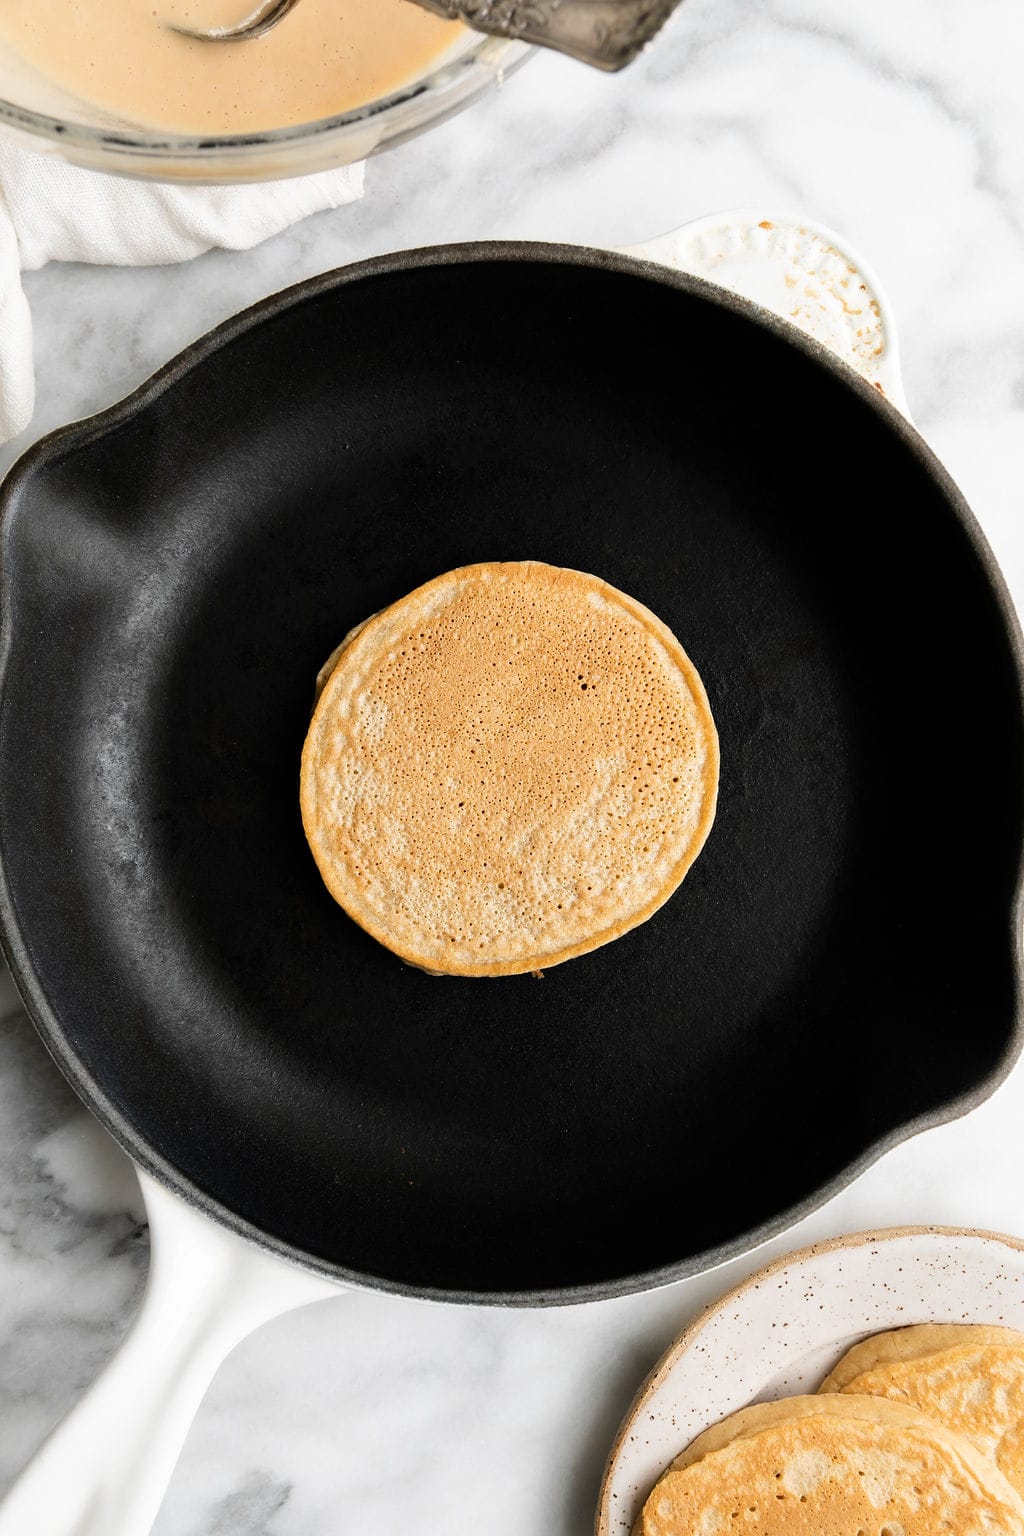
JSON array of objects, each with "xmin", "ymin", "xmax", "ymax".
[
  {"xmin": 820, "ymin": 1324, "xmax": 1024, "ymax": 1498},
  {"xmin": 642, "ymin": 1393, "xmax": 1024, "ymax": 1535},
  {"xmin": 300, "ymin": 561, "xmax": 718, "ymax": 976}
]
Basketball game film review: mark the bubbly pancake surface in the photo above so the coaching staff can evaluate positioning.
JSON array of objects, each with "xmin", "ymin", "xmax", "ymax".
[
  {"xmin": 820, "ymin": 1324, "xmax": 1024, "ymax": 1499},
  {"xmin": 642, "ymin": 1394, "xmax": 1024, "ymax": 1536},
  {"xmin": 300, "ymin": 561, "xmax": 718, "ymax": 977}
]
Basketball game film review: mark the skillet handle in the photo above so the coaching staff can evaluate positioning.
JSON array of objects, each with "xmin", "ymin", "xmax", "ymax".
[
  {"xmin": 0, "ymin": 1171, "xmax": 337, "ymax": 1536},
  {"xmin": 619, "ymin": 209, "xmax": 911, "ymax": 419}
]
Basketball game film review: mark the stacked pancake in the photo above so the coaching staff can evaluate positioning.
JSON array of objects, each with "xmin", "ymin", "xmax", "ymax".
[
  {"xmin": 301, "ymin": 561, "xmax": 719, "ymax": 977},
  {"xmin": 640, "ymin": 1323, "xmax": 1024, "ymax": 1534},
  {"xmin": 820, "ymin": 1324, "xmax": 1024, "ymax": 1502}
]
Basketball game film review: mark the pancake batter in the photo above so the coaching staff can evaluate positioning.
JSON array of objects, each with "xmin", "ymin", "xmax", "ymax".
[{"xmin": 0, "ymin": 0, "xmax": 463, "ymax": 134}]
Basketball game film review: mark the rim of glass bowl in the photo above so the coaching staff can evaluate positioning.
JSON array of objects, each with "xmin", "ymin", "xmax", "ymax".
[{"xmin": 0, "ymin": 33, "xmax": 532, "ymax": 183}]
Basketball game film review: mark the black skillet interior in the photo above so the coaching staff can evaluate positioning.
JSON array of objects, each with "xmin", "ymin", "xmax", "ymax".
[{"xmin": 0, "ymin": 248, "xmax": 1022, "ymax": 1301}]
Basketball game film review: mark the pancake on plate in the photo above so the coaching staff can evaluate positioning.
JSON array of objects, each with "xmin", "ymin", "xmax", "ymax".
[
  {"xmin": 820, "ymin": 1323, "xmax": 1024, "ymax": 1498},
  {"xmin": 300, "ymin": 560, "xmax": 719, "ymax": 977},
  {"xmin": 640, "ymin": 1394, "xmax": 1024, "ymax": 1535}
]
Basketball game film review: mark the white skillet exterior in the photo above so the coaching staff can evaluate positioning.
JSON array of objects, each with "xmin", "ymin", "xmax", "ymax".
[
  {"xmin": 620, "ymin": 209, "xmax": 908, "ymax": 419},
  {"xmin": 597, "ymin": 1226, "xmax": 1024, "ymax": 1536},
  {"xmin": 0, "ymin": 209, "xmax": 909, "ymax": 1536}
]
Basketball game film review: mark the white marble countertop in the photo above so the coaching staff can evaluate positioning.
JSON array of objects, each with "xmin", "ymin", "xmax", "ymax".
[{"xmin": 2, "ymin": 1, "xmax": 1024, "ymax": 1531}]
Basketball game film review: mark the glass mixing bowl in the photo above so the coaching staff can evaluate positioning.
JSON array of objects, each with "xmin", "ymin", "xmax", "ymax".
[{"xmin": 0, "ymin": 29, "xmax": 531, "ymax": 183}]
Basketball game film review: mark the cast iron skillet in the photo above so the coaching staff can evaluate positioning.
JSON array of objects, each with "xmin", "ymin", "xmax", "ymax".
[{"xmin": 0, "ymin": 244, "xmax": 1022, "ymax": 1304}]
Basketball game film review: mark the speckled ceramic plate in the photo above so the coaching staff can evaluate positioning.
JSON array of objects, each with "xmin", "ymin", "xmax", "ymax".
[{"xmin": 597, "ymin": 1225, "xmax": 1024, "ymax": 1536}]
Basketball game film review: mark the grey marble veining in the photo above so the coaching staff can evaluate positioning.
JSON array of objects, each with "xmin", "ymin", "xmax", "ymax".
[{"xmin": 2, "ymin": 1, "xmax": 1024, "ymax": 1531}]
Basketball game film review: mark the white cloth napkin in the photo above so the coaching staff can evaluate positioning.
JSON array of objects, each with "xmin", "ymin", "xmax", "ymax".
[{"xmin": 0, "ymin": 141, "xmax": 364, "ymax": 443}]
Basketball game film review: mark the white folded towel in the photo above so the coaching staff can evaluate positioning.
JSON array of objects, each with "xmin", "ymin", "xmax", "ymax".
[{"xmin": 0, "ymin": 141, "xmax": 364, "ymax": 444}]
